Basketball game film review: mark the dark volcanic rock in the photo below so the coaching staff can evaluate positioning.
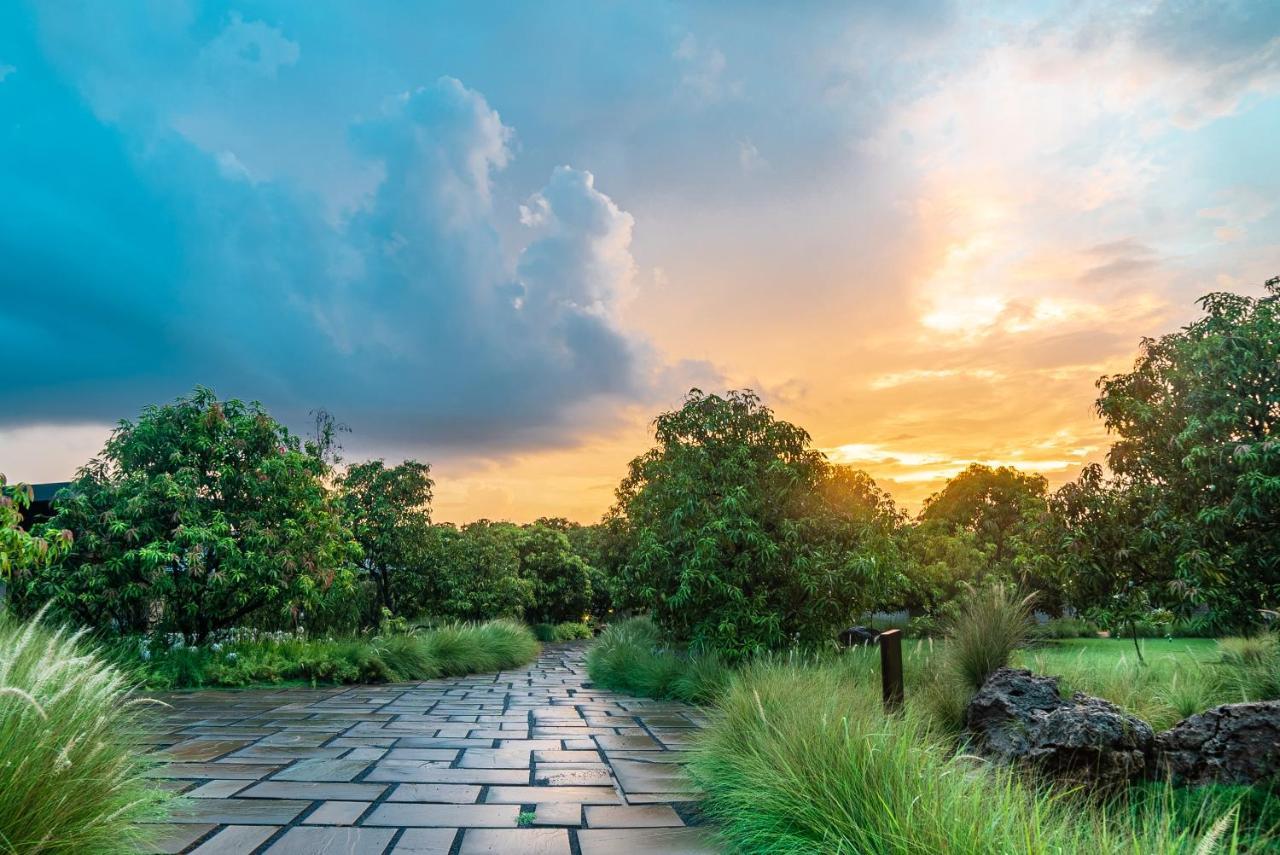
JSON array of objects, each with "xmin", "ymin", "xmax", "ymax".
[
  {"xmin": 837, "ymin": 626, "xmax": 881, "ymax": 647},
  {"xmin": 966, "ymin": 667, "xmax": 1154, "ymax": 788},
  {"xmin": 1156, "ymin": 701, "xmax": 1280, "ymax": 787}
]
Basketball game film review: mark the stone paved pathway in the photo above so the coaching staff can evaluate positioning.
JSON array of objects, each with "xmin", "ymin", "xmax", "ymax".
[{"xmin": 142, "ymin": 642, "xmax": 718, "ymax": 854}]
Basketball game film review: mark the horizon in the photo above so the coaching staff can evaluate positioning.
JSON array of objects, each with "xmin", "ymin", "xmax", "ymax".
[{"xmin": 3, "ymin": 2, "xmax": 1279, "ymax": 523}]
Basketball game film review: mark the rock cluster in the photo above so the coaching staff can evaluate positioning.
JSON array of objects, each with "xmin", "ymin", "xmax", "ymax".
[
  {"xmin": 966, "ymin": 668, "xmax": 1279, "ymax": 790},
  {"xmin": 1155, "ymin": 701, "xmax": 1280, "ymax": 786},
  {"xmin": 966, "ymin": 668, "xmax": 1153, "ymax": 788}
]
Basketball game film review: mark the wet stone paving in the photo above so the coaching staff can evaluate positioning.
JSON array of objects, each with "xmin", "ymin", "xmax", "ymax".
[{"xmin": 142, "ymin": 642, "xmax": 718, "ymax": 854}]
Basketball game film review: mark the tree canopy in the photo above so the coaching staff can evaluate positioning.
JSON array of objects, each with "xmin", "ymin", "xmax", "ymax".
[
  {"xmin": 611, "ymin": 389, "xmax": 903, "ymax": 656},
  {"xmin": 12, "ymin": 388, "xmax": 359, "ymax": 641}
]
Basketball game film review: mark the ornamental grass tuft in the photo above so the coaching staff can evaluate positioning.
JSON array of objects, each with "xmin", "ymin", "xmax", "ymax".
[{"xmin": 0, "ymin": 609, "xmax": 168, "ymax": 854}]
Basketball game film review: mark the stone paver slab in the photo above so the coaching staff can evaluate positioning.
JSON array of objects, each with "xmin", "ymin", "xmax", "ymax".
[
  {"xmin": 266, "ymin": 826, "xmax": 396, "ymax": 854},
  {"xmin": 459, "ymin": 828, "xmax": 571, "ymax": 855},
  {"xmin": 585, "ymin": 804, "xmax": 685, "ymax": 827},
  {"xmin": 169, "ymin": 797, "xmax": 310, "ymax": 825},
  {"xmin": 388, "ymin": 783, "xmax": 483, "ymax": 803},
  {"xmin": 190, "ymin": 825, "xmax": 278, "ymax": 854},
  {"xmin": 391, "ymin": 828, "xmax": 459, "ymax": 853},
  {"xmin": 577, "ymin": 827, "xmax": 719, "ymax": 855},
  {"xmin": 364, "ymin": 803, "xmax": 520, "ymax": 828},
  {"xmin": 239, "ymin": 780, "xmax": 387, "ymax": 801},
  {"xmin": 302, "ymin": 800, "xmax": 371, "ymax": 825},
  {"xmin": 485, "ymin": 785, "xmax": 620, "ymax": 804}
]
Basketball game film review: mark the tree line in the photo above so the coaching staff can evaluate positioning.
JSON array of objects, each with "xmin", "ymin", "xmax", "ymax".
[{"xmin": 5, "ymin": 276, "xmax": 1277, "ymax": 653}]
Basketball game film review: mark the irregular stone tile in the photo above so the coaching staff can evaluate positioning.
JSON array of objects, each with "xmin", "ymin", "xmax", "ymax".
[
  {"xmin": 165, "ymin": 738, "xmax": 252, "ymax": 762},
  {"xmin": 530, "ymin": 803, "xmax": 582, "ymax": 827},
  {"xmin": 169, "ymin": 798, "xmax": 310, "ymax": 825},
  {"xmin": 577, "ymin": 827, "xmax": 719, "ymax": 855},
  {"xmin": 585, "ymin": 805, "xmax": 685, "ymax": 828},
  {"xmin": 457, "ymin": 748, "xmax": 532, "ymax": 769},
  {"xmin": 266, "ymin": 826, "xmax": 396, "ymax": 854},
  {"xmin": 141, "ymin": 823, "xmax": 216, "ymax": 853},
  {"xmin": 392, "ymin": 828, "xmax": 460, "ymax": 853},
  {"xmin": 302, "ymin": 800, "xmax": 372, "ymax": 825},
  {"xmin": 364, "ymin": 803, "xmax": 520, "ymax": 828},
  {"xmin": 485, "ymin": 786, "xmax": 620, "ymax": 804},
  {"xmin": 190, "ymin": 825, "xmax": 278, "ymax": 854},
  {"xmin": 365, "ymin": 764, "xmax": 528, "ymax": 785},
  {"xmin": 383, "ymin": 748, "xmax": 461, "ymax": 762},
  {"xmin": 594, "ymin": 733, "xmax": 661, "ymax": 751},
  {"xmin": 148, "ymin": 762, "xmax": 279, "ymax": 780},
  {"xmin": 535, "ymin": 768, "xmax": 612, "ymax": 787},
  {"xmin": 187, "ymin": 779, "xmax": 251, "ymax": 798},
  {"xmin": 239, "ymin": 781, "xmax": 387, "ymax": 801},
  {"xmin": 388, "ymin": 783, "xmax": 482, "ymax": 803},
  {"xmin": 459, "ymin": 828, "xmax": 571, "ymax": 855},
  {"xmin": 270, "ymin": 758, "xmax": 371, "ymax": 782}
]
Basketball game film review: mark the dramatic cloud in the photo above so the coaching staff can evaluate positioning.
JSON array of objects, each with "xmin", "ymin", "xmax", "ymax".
[{"xmin": 0, "ymin": 25, "xmax": 662, "ymax": 447}]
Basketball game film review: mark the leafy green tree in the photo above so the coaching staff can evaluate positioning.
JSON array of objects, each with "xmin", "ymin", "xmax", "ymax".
[
  {"xmin": 521, "ymin": 521, "xmax": 593, "ymax": 624},
  {"xmin": 898, "ymin": 523, "xmax": 990, "ymax": 614},
  {"xmin": 612, "ymin": 389, "xmax": 903, "ymax": 656},
  {"xmin": 340, "ymin": 459, "xmax": 433, "ymax": 616},
  {"xmin": 1091, "ymin": 276, "xmax": 1280, "ymax": 625},
  {"xmin": 12, "ymin": 388, "xmax": 359, "ymax": 641},
  {"xmin": 918, "ymin": 463, "xmax": 1047, "ymax": 577},
  {"xmin": 0, "ymin": 475, "xmax": 72, "ymax": 581},
  {"xmin": 435, "ymin": 521, "xmax": 535, "ymax": 620}
]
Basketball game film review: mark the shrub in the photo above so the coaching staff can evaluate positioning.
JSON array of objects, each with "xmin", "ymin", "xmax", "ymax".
[
  {"xmin": 1032, "ymin": 616, "xmax": 1099, "ymax": 639},
  {"xmin": 941, "ymin": 582, "xmax": 1035, "ymax": 691},
  {"xmin": 129, "ymin": 620, "xmax": 539, "ymax": 689},
  {"xmin": 0, "ymin": 610, "xmax": 168, "ymax": 853},
  {"xmin": 532, "ymin": 621, "xmax": 593, "ymax": 642},
  {"xmin": 586, "ymin": 617, "xmax": 731, "ymax": 704}
]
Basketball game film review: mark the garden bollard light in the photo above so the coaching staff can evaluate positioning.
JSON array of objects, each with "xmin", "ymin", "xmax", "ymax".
[{"xmin": 880, "ymin": 628, "xmax": 904, "ymax": 712}]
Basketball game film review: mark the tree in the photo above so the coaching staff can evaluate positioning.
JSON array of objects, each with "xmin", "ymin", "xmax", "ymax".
[
  {"xmin": 340, "ymin": 459, "xmax": 433, "ymax": 616},
  {"xmin": 12, "ymin": 388, "xmax": 359, "ymax": 641},
  {"xmin": 918, "ymin": 463, "xmax": 1048, "ymax": 577},
  {"xmin": 612, "ymin": 389, "xmax": 903, "ymax": 656},
  {"xmin": 0, "ymin": 475, "xmax": 71, "ymax": 581},
  {"xmin": 435, "ymin": 521, "xmax": 535, "ymax": 620},
  {"xmin": 521, "ymin": 521, "xmax": 593, "ymax": 624},
  {"xmin": 1091, "ymin": 276, "xmax": 1280, "ymax": 625}
]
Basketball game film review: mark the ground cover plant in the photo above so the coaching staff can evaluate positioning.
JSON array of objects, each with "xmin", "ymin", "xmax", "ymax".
[
  {"xmin": 0, "ymin": 610, "xmax": 168, "ymax": 854},
  {"xmin": 119, "ymin": 618, "xmax": 539, "ymax": 689}
]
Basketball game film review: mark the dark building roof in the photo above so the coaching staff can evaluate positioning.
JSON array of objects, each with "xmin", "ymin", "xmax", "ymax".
[{"xmin": 31, "ymin": 482, "xmax": 71, "ymax": 502}]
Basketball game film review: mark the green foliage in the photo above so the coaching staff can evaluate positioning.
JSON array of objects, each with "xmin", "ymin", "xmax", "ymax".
[
  {"xmin": 0, "ymin": 475, "xmax": 72, "ymax": 580},
  {"xmin": 611, "ymin": 389, "xmax": 904, "ymax": 657},
  {"xmin": 688, "ymin": 659, "xmax": 1270, "ymax": 854},
  {"xmin": 1033, "ymin": 616, "xmax": 1100, "ymax": 639},
  {"xmin": 940, "ymin": 582, "xmax": 1036, "ymax": 691},
  {"xmin": 121, "ymin": 619, "xmax": 539, "ymax": 689},
  {"xmin": 520, "ymin": 521, "xmax": 593, "ymax": 624},
  {"xmin": 431, "ymin": 521, "xmax": 535, "ymax": 621},
  {"xmin": 10, "ymin": 388, "xmax": 360, "ymax": 642},
  {"xmin": 339, "ymin": 459, "xmax": 434, "ymax": 616},
  {"xmin": 1077, "ymin": 276, "xmax": 1280, "ymax": 627},
  {"xmin": 585, "ymin": 617, "xmax": 731, "ymax": 704},
  {"xmin": 532, "ymin": 621, "xmax": 593, "ymax": 642},
  {"xmin": 0, "ymin": 610, "xmax": 168, "ymax": 853}
]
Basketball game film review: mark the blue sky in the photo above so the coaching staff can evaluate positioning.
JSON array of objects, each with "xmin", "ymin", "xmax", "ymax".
[{"xmin": 2, "ymin": 1, "xmax": 1279, "ymax": 520}]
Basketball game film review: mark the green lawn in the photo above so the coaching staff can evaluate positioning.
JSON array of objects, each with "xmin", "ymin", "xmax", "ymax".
[{"xmin": 1018, "ymin": 636, "xmax": 1263, "ymax": 731}]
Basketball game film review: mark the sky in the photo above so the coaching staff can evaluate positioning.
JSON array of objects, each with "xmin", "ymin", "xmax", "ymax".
[{"xmin": 2, "ymin": 1, "xmax": 1279, "ymax": 522}]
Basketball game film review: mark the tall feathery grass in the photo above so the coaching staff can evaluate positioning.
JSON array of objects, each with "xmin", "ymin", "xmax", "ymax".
[
  {"xmin": 0, "ymin": 609, "xmax": 169, "ymax": 854},
  {"xmin": 687, "ymin": 661, "xmax": 1268, "ymax": 854}
]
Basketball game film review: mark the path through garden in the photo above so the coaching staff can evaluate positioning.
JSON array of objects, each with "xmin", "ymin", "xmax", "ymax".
[{"xmin": 142, "ymin": 642, "xmax": 717, "ymax": 854}]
